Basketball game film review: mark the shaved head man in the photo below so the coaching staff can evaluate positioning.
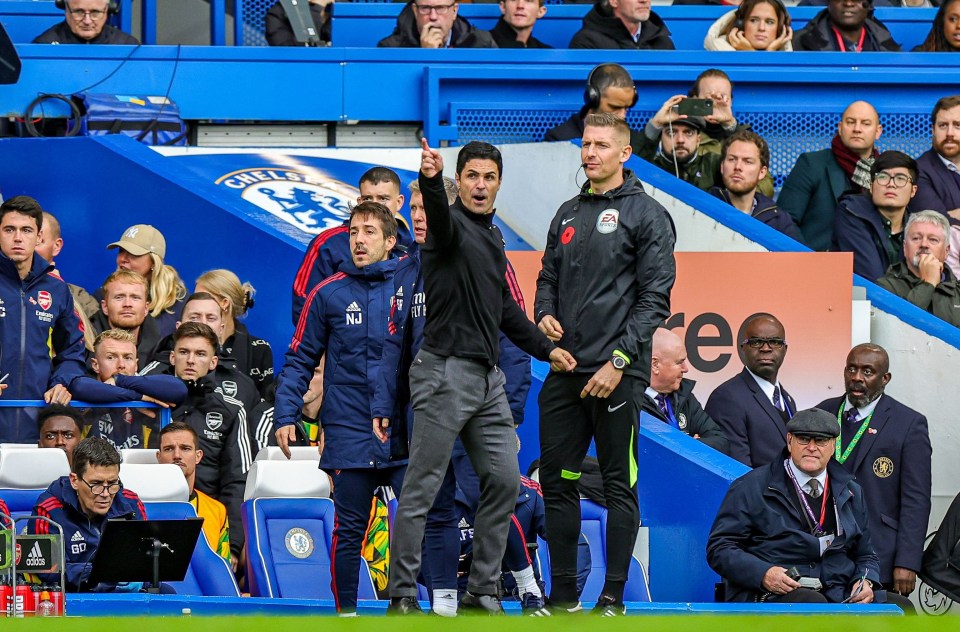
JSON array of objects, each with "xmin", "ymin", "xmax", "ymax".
[
  {"xmin": 643, "ymin": 329, "xmax": 729, "ymax": 455},
  {"xmin": 780, "ymin": 100, "xmax": 884, "ymax": 251}
]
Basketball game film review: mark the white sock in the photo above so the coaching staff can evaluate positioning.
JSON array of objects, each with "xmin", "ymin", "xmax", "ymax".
[
  {"xmin": 337, "ymin": 611, "xmax": 357, "ymax": 618},
  {"xmin": 432, "ymin": 589, "xmax": 458, "ymax": 617},
  {"xmin": 512, "ymin": 565, "xmax": 542, "ymax": 598}
]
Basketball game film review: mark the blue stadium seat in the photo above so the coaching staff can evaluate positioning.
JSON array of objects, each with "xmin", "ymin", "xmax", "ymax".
[
  {"xmin": 579, "ymin": 499, "xmax": 652, "ymax": 603},
  {"xmin": 142, "ymin": 501, "xmax": 241, "ymax": 597},
  {"xmin": 242, "ymin": 496, "xmax": 378, "ymax": 600},
  {"xmin": 0, "ymin": 447, "xmax": 69, "ymax": 514},
  {"xmin": 533, "ymin": 501, "xmax": 650, "ymax": 603}
]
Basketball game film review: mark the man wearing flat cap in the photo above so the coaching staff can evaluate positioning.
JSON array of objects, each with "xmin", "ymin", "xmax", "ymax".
[{"xmin": 706, "ymin": 408, "xmax": 910, "ymax": 611}]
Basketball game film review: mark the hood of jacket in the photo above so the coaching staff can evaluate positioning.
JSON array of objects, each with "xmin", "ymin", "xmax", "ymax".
[{"xmin": 578, "ymin": 168, "xmax": 646, "ymax": 199}]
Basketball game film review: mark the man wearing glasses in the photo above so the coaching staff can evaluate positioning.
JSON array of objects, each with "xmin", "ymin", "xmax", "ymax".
[
  {"xmin": 378, "ymin": 0, "xmax": 496, "ymax": 48},
  {"xmin": 833, "ymin": 151, "xmax": 919, "ymax": 282},
  {"xmin": 817, "ymin": 344, "xmax": 930, "ymax": 604},
  {"xmin": 34, "ymin": 0, "xmax": 139, "ymax": 45},
  {"xmin": 29, "ymin": 437, "xmax": 148, "ymax": 592},
  {"xmin": 707, "ymin": 409, "xmax": 915, "ymax": 610},
  {"xmin": 706, "ymin": 313, "xmax": 796, "ymax": 468}
]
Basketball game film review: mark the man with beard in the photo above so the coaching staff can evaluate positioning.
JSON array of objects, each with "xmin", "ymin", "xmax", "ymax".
[
  {"xmin": 709, "ymin": 131, "xmax": 801, "ymax": 240},
  {"xmin": 706, "ymin": 313, "xmax": 797, "ymax": 468},
  {"xmin": 817, "ymin": 344, "xmax": 931, "ymax": 600},
  {"xmin": 913, "ymin": 96, "xmax": 960, "ymax": 215},
  {"xmin": 878, "ymin": 210, "xmax": 960, "ymax": 326},
  {"xmin": 637, "ymin": 114, "xmax": 720, "ymax": 192},
  {"xmin": 911, "ymin": 96, "xmax": 960, "ymax": 276},
  {"xmin": 793, "ymin": 0, "xmax": 900, "ymax": 51},
  {"xmin": 780, "ymin": 101, "xmax": 884, "ymax": 251},
  {"xmin": 91, "ymin": 269, "xmax": 162, "ymax": 369}
]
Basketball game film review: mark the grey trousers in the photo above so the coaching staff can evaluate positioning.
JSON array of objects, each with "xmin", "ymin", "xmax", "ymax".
[{"xmin": 388, "ymin": 350, "xmax": 520, "ymax": 597}]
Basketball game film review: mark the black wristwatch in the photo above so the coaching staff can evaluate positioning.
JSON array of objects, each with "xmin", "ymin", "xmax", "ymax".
[{"xmin": 611, "ymin": 354, "xmax": 628, "ymax": 371}]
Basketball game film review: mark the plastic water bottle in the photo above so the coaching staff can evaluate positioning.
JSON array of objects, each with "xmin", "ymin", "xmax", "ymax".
[{"xmin": 35, "ymin": 591, "xmax": 54, "ymax": 617}]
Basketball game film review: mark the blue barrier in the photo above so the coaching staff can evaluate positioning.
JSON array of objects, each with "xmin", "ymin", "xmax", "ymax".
[
  {"xmin": 63, "ymin": 592, "xmax": 904, "ymax": 615},
  {"xmin": 331, "ymin": 5, "xmax": 936, "ymax": 51},
  {"xmin": 0, "ymin": 399, "xmax": 172, "ymax": 427}
]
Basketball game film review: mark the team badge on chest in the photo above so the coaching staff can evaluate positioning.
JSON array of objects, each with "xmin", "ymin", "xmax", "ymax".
[{"xmin": 873, "ymin": 457, "xmax": 894, "ymax": 478}]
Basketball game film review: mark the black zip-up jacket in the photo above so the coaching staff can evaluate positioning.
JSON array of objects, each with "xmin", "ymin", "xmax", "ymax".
[
  {"xmin": 419, "ymin": 171, "xmax": 554, "ymax": 366},
  {"xmin": 222, "ymin": 321, "xmax": 275, "ymax": 399},
  {"xmin": 709, "ymin": 188, "xmax": 802, "ymax": 242},
  {"xmin": 792, "ymin": 9, "xmax": 901, "ymax": 52},
  {"xmin": 170, "ymin": 374, "xmax": 246, "ymax": 557},
  {"xmin": 489, "ymin": 17, "xmax": 551, "ymax": 49},
  {"xmin": 569, "ymin": 2, "xmax": 675, "ymax": 50},
  {"xmin": 33, "ymin": 22, "xmax": 139, "ymax": 45},
  {"xmin": 377, "ymin": 2, "xmax": 497, "ymax": 48},
  {"xmin": 535, "ymin": 170, "xmax": 676, "ymax": 382},
  {"xmin": 641, "ymin": 378, "xmax": 730, "ymax": 456}
]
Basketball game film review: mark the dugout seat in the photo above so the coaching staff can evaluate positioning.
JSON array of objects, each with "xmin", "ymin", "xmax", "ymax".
[
  {"xmin": 119, "ymin": 463, "xmax": 189, "ymax": 502},
  {"xmin": 254, "ymin": 446, "xmax": 320, "ymax": 461},
  {"xmin": 143, "ymin": 500, "xmax": 241, "ymax": 596},
  {"xmin": 534, "ymin": 500, "xmax": 651, "ymax": 603},
  {"xmin": 242, "ymin": 460, "xmax": 376, "ymax": 600},
  {"xmin": 579, "ymin": 499, "xmax": 651, "ymax": 602},
  {"xmin": 0, "ymin": 447, "xmax": 69, "ymax": 512},
  {"xmin": 243, "ymin": 459, "xmax": 330, "ymax": 502},
  {"xmin": 120, "ymin": 448, "xmax": 161, "ymax": 464}
]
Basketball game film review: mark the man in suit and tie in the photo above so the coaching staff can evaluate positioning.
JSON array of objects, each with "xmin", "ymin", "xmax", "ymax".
[
  {"xmin": 817, "ymin": 343, "xmax": 932, "ymax": 598},
  {"xmin": 705, "ymin": 313, "xmax": 796, "ymax": 468},
  {"xmin": 642, "ymin": 328, "xmax": 729, "ymax": 455},
  {"xmin": 778, "ymin": 101, "xmax": 883, "ymax": 251}
]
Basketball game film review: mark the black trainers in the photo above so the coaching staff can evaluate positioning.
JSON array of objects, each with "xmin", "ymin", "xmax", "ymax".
[
  {"xmin": 459, "ymin": 591, "xmax": 505, "ymax": 615},
  {"xmin": 527, "ymin": 600, "xmax": 583, "ymax": 616},
  {"xmin": 592, "ymin": 594, "xmax": 626, "ymax": 616},
  {"xmin": 387, "ymin": 596, "xmax": 424, "ymax": 615}
]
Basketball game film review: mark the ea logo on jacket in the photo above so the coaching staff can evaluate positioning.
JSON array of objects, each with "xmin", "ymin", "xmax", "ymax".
[
  {"xmin": 215, "ymin": 168, "xmax": 357, "ymax": 234},
  {"xmin": 596, "ymin": 209, "xmax": 620, "ymax": 234}
]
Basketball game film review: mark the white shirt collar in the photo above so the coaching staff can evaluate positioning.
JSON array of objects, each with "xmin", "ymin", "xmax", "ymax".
[
  {"xmin": 644, "ymin": 386, "xmax": 661, "ymax": 401},
  {"xmin": 786, "ymin": 457, "xmax": 827, "ymax": 494},
  {"xmin": 746, "ymin": 368, "xmax": 781, "ymax": 406},
  {"xmin": 843, "ymin": 393, "xmax": 882, "ymax": 420},
  {"xmin": 937, "ymin": 151, "xmax": 959, "ymax": 174}
]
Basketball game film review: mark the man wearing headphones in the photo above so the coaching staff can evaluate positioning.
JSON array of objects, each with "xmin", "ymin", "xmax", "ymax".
[
  {"xmin": 543, "ymin": 63, "xmax": 645, "ymax": 150},
  {"xmin": 33, "ymin": 0, "xmax": 139, "ymax": 45}
]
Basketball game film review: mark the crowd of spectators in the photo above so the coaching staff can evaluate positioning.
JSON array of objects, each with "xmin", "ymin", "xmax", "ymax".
[{"xmin": 23, "ymin": 0, "xmax": 960, "ymax": 53}]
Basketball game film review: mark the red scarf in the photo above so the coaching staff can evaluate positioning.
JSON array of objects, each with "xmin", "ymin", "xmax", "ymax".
[{"xmin": 831, "ymin": 133, "xmax": 873, "ymax": 180}]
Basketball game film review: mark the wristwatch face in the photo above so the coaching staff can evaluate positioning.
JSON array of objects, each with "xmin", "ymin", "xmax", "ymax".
[{"xmin": 612, "ymin": 356, "xmax": 627, "ymax": 370}]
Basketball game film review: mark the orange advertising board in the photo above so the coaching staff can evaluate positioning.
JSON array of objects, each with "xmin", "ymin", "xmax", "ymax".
[{"xmin": 506, "ymin": 251, "xmax": 853, "ymax": 410}]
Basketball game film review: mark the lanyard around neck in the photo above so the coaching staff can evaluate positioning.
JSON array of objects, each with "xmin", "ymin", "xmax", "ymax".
[
  {"xmin": 832, "ymin": 26, "xmax": 866, "ymax": 52},
  {"xmin": 835, "ymin": 400, "xmax": 874, "ymax": 464}
]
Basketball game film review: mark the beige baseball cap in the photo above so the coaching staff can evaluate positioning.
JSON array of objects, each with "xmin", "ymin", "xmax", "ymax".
[{"xmin": 107, "ymin": 224, "xmax": 166, "ymax": 259}]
